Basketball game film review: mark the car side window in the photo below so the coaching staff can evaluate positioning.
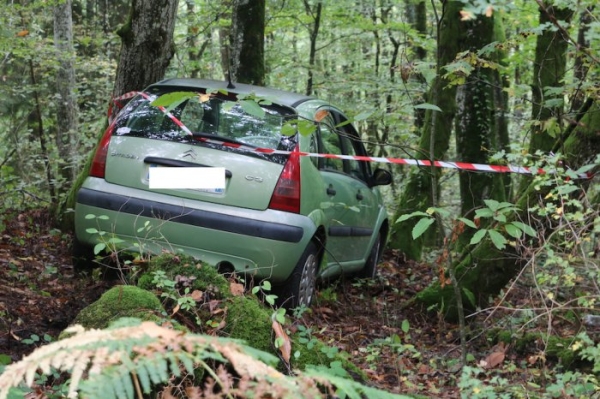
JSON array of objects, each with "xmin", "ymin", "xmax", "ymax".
[
  {"xmin": 339, "ymin": 133, "xmax": 368, "ymax": 182},
  {"xmin": 317, "ymin": 109, "xmax": 371, "ymax": 183},
  {"xmin": 318, "ymin": 116, "xmax": 344, "ymax": 172}
]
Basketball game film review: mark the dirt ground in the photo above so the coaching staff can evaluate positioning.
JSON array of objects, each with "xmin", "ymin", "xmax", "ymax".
[{"xmin": 0, "ymin": 209, "xmax": 591, "ymax": 398}]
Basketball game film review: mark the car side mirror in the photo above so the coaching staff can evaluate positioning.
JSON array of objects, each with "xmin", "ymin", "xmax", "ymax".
[{"xmin": 371, "ymin": 168, "xmax": 392, "ymax": 187}]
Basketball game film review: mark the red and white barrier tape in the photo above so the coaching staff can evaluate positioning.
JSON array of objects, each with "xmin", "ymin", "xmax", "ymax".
[{"xmin": 109, "ymin": 91, "xmax": 594, "ymax": 180}]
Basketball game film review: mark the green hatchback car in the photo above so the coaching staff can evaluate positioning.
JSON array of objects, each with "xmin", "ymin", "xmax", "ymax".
[{"xmin": 74, "ymin": 78, "xmax": 392, "ymax": 308}]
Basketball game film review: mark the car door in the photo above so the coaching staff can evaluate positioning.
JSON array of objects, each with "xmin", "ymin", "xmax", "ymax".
[
  {"xmin": 317, "ymin": 109, "xmax": 378, "ymax": 265},
  {"xmin": 330, "ymin": 110, "xmax": 380, "ymax": 267}
]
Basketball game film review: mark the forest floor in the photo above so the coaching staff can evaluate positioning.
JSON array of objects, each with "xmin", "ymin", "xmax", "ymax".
[{"xmin": 0, "ymin": 209, "xmax": 592, "ymax": 398}]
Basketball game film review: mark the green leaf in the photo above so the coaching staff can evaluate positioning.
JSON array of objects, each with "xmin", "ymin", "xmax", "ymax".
[
  {"xmin": 511, "ymin": 221, "xmax": 537, "ymax": 237},
  {"xmin": 351, "ymin": 110, "xmax": 373, "ymax": 121},
  {"xmin": 462, "ymin": 287, "xmax": 476, "ymax": 307},
  {"xmin": 412, "ymin": 218, "xmax": 435, "ymax": 240},
  {"xmin": 474, "ymin": 208, "xmax": 494, "ymax": 218},
  {"xmin": 401, "ymin": 319, "xmax": 410, "ymax": 333},
  {"xmin": 94, "ymin": 243, "xmax": 106, "ymax": 255},
  {"xmin": 86, "ymin": 227, "xmax": 99, "ymax": 234},
  {"xmin": 261, "ymin": 280, "xmax": 272, "ymax": 291},
  {"xmin": 470, "ymin": 229, "xmax": 487, "ymax": 246},
  {"xmin": 488, "ymin": 229, "xmax": 507, "ymax": 250},
  {"xmin": 297, "ymin": 119, "xmax": 316, "ymax": 136},
  {"xmin": 281, "ymin": 123, "xmax": 296, "ymax": 136},
  {"xmin": 414, "ymin": 103, "xmax": 442, "ymax": 112},
  {"xmin": 483, "ymin": 199, "xmax": 500, "ymax": 211},
  {"xmin": 150, "ymin": 91, "xmax": 197, "ymax": 108},
  {"xmin": 240, "ymin": 99, "xmax": 265, "ymax": 119},
  {"xmin": 84, "ymin": 214, "xmax": 96, "ymax": 219},
  {"xmin": 396, "ymin": 211, "xmax": 429, "ymax": 223},
  {"xmin": 0, "ymin": 354, "xmax": 12, "ymax": 365},
  {"xmin": 98, "ymin": 215, "xmax": 110, "ymax": 220},
  {"xmin": 504, "ymin": 223, "xmax": 522, "ymax": 238},
  {"xmin": 458, "ymin": 217, "xmax": 477, "ymax": 229}
]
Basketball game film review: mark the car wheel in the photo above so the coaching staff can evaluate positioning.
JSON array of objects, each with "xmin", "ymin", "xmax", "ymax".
[
  {"xmin": 359, "ymin": 233, "xmax": 382, "ymax": 279},
  {"xmin": 72, "ymin": 238, "xmax": 95, "ymax": 272},
  {"xmin": 277, "ymin": 241, "xmax": 321, "ymax": 309}
]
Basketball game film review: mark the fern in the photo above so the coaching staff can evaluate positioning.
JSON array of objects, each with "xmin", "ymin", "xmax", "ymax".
[{"xmin": 0, "ymin": 319, "xmax": 412, "ymax": 399}]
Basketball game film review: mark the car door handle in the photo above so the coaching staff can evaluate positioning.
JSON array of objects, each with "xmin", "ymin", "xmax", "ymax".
[
  {"xmin": 326, "ymin": 184, "xmax": 336, "ymax": 196},
  {"xmin": 356, "ymin": 190, "xmax": 363, "ymax": 201}
]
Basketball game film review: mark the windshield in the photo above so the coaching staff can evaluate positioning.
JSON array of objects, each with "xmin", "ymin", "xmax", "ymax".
[{"xmin": 112, "ymin": 91, "xmax": 293, "ymax": 151}]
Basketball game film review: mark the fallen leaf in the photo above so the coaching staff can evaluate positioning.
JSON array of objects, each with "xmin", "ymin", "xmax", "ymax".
[
  {"xmin": 229, "ymin": 281, "xmax": 244, "ymax": 297},
  {"xmin": 171, "ymin": 303, "xmax": 180, "ymax": 316},
  {"xmin": 271, "ymin": 320, "xmax": 291, "ymax": 364},
  {"xmin": 16, "ymin": 30, "xmax": 29, "ymax": 37},
  {"xmin": 190, "ymin": 290, "xmax": 203, "ymax": 302},
  {"xmin": 482, "ymin": 351, "xmax": 505, "ymax": 369}
]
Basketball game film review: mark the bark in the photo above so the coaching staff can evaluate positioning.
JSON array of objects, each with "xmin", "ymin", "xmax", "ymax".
[
  {"xmin": 54, "ymin": 0, "xmax": 79, "ymax": 187},
  {"xmin": 59, "ymin": 0, "xmax": 178, "ymax": 229},
  {"xmin": 417, "ymin": 100, "xmax": 600, "ymax": 320},
  {"xmin": 403, "ymin": 0, "xmax": 427, "ymax": 128},
  {"xmin": 454, "ymin": 14, "xmax": 508, "ymax": 246},
  {"xmin": 389, "ymin": 1, "xmax": 463, "ymax": 260},
  {"xmin": 527, "ymin": 3, "xmax": 574, "ymax": 155},
  {"xmin": 229, "ymin": 0, "xmax": 265, "ymax": 86},
  {"xmin": 112, "ymin": 0, "xmax": 178, "ymax": 97}
]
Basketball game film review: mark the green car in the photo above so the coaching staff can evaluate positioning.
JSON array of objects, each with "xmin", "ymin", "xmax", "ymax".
[{"xmin": 74, "ymin": 78, "xmax": 392, "ymax": 308}]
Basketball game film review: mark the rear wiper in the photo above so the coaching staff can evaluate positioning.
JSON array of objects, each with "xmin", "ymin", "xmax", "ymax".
[{"xmin": 192, "ymin": 132, "xmax": 245, "ymax": 146}]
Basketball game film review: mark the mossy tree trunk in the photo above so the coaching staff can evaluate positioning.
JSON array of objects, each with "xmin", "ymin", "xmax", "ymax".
[
  {"xmin": 389, "ymin": 2, "xmax": 462, "ymax": 260},
  {"xmin": 112, "ymin": 0, "xmax": 178, "ymax": 98},
  {"xmin": 454, "ymin": 14, "xmax": 508, "ymax": 246},
  {"xmin": 229, "ymin": 0, "xmax": 265, "ymax": 86},
  {"xmin": 417, "ymin": 100, "xmax": 600, "ymax": 320}
]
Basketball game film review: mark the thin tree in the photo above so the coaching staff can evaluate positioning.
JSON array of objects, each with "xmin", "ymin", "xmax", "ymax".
[{"xmin": 54, "ymin": 0, "xmax": 79, "ymax": 188}]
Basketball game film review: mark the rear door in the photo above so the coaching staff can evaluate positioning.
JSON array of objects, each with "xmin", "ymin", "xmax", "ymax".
[{"xmin": 104, "ymin": 92, "xmax": 291, "ymax": 211}]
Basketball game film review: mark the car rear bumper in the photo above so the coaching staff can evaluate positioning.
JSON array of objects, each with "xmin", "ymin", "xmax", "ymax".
[{"xmin": 74, "ymin": 178, "xmax": 316, "ymax": 281}]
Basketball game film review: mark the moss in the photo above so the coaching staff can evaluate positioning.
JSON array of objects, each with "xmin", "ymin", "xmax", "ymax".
[
  {"xmin": 224, "ymin": 296, "xmax": 273, "ymax": 355},
  {"xmin": 72, "ymin": 285, "xmax": 164, "ymax": 329},
  {"xmin": 138, "ymin": 253, "xmax": 230, "ymax": 298},
  {"xmin": 508, "ymin": 332, "xmax": 579, "ymax": 369}
]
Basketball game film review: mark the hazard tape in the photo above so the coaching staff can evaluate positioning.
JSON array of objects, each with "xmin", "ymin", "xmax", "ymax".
[{"xmin": 109, "ymin": 91, "xmax": 594, "ymax": 180}]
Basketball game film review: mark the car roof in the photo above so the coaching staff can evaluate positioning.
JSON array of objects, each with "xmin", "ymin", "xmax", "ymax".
[{"xmin": 148, "ymin": 78, "xmax": 316, "ymax": 109}]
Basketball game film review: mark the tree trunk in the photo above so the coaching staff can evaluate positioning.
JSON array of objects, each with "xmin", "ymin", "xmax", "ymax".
[
  {"xmin": 229, "ymin": 0, "xmax": 265, "ymax": 86},
  {"xmin": 417, "ymin": 100, "xmax": 600, "ymax": 320},
  {"xmin": 454, "ymin": 14, "xmax": 508, "ymax": 246},
  {"xmin": 59, "ymin": 0, "xmax": 178, "ymax": 229},
  {"xmin": 112, "ymin": 0, "xmax": 178, "ymax": 97},
  {"xmin": 54, "ymin": 0, "xmax": 79, "ymax": 189},
  {"xmin": 389, "ymin": 1, "xmax": 463, "ymax": 260},
  {"xmin": 303, "ymin": 0, "xmax": 322, "ymax": 96},
  {"xmin": 527, "ymin": 3, "xmax": 573, "ymax": 155}
]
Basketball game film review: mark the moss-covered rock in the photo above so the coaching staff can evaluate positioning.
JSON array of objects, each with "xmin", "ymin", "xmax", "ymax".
[
  {"xmin": 137, "ymin": 253, "xmax": 230, "ymax": 299},
  {"xmin": 72, "ymin": 285, "xmax": 165, "ymax": 329}
]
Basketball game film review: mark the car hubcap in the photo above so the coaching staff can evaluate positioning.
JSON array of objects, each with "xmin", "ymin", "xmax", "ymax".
[{"xmin": 298, "ymin": 253, "xmax": 318, "ymax": 306}]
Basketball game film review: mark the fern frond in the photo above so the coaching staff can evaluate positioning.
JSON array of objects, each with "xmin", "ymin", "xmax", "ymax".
[{"xmin": 0, "ymin": 320, "xmax": 413, "ymax": 399}]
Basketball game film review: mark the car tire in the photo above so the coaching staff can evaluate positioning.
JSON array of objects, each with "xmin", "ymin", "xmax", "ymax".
[
  {"xmin": 72, "ymin": 238, "xmax": 95, "ymax": 272},
  {"xmin": 359, "ymin": 233, "xmax": 382, "ymax": 279},
  {"xmin": 276, "ymin": 241, "xmax": 321, "ymax": 309}
]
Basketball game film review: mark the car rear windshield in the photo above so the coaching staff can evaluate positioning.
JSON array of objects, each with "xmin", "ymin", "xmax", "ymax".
[{"xmin": 112, "ymin": 90, "xmax": 295, "ymax": 152}]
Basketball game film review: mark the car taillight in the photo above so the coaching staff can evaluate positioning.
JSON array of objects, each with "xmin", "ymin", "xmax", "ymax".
[
  {"xmin": 268, "ymin": 148, "xmax": 301, "ymax": 213},
  {"xmin": 89, "ymin": 126, "xmax": 114, "ymax": 178}
]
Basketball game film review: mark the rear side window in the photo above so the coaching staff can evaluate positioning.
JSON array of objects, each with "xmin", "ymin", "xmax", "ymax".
[{"xmin": 113, "ymin": 91, "xmax": 292, "ymax": 151}]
